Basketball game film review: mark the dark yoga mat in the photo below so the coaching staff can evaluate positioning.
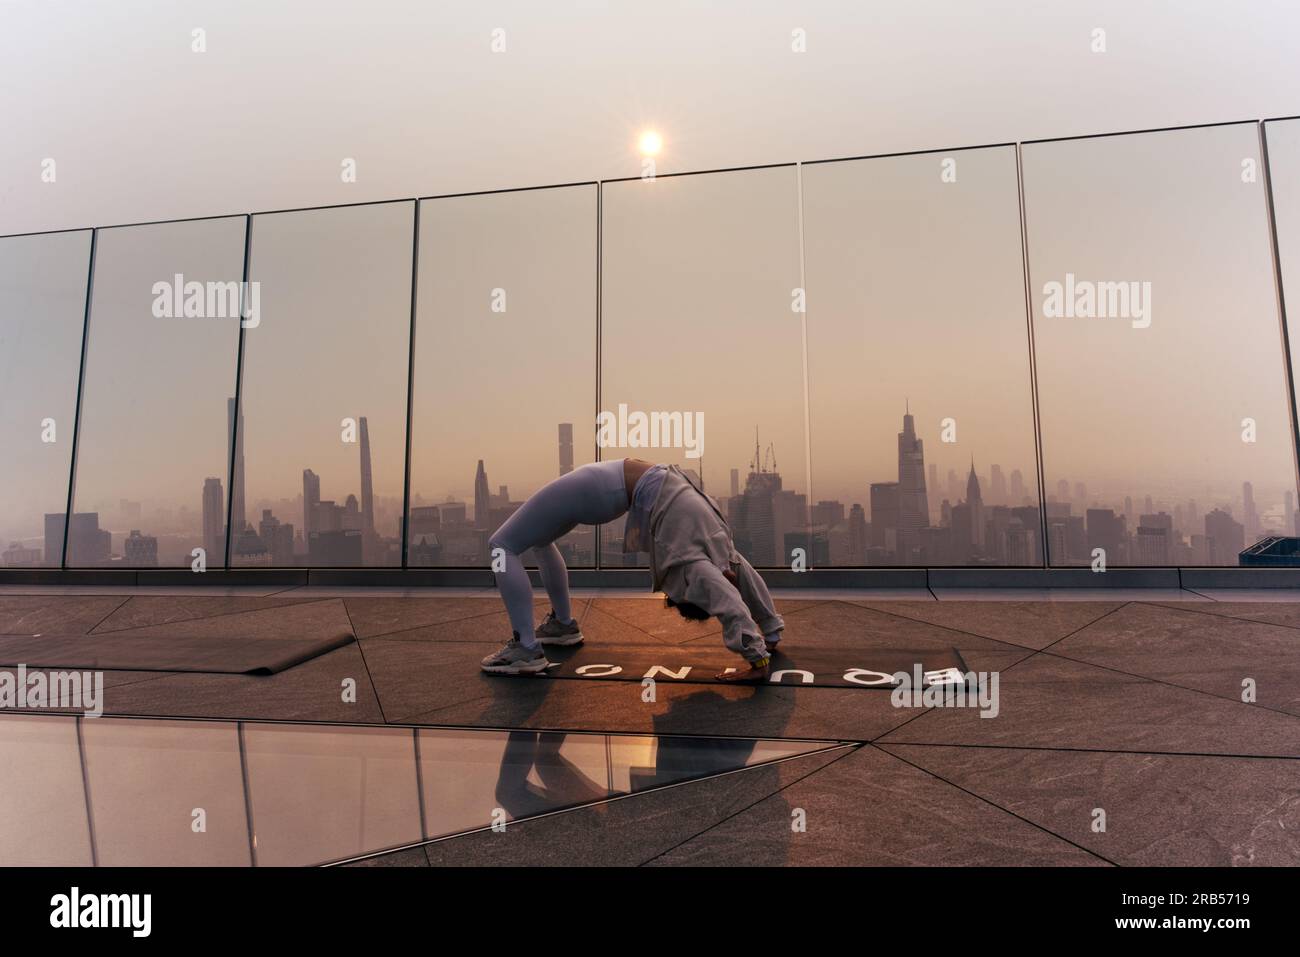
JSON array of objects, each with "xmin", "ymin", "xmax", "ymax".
[
  {"xmin": 0, "ymin": 631, "xmax": 356, "ymax": 675},
  {"xmin": 502, "ymin": 643, "xmax": 973, "ymax": 689}
]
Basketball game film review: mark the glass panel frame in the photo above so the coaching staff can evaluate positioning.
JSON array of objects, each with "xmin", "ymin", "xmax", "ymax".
[
  {"xmin": 1023, "ymin": 123, "xmax": 1298, "ymax": 567},
  {"xmin": 0, "ymin": 230, "xmax": 92, "ymax": 568},
  {"xmin": 600, "ymin": 166, "xmax": 808, "ymax": 569},
  {"xmin": 802, "ymin": 146, "xmax": 1045, "ymax": 567},
  {"xmin": 233, "ymin": 201, "xmax": 416, "ymax": 568},
  {"xmin": 68, "ymin": 217, "xmax": 246, "ymax": 568},
  {"xmin": 406, "ymin": 185, "xmax": 599, "ymax": 568}
]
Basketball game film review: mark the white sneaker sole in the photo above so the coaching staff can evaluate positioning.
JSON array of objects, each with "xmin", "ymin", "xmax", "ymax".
[
  {"xmin": 481, "ymin": 657, "xmax": 550, "ymax": 675},
  {"xmin": 538, "ymin": 631, "xmax": 584, "ymax": 647}
]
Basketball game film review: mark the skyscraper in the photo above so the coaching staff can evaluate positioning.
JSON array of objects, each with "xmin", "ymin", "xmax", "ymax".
[
  {"xmin": 869, "ymin": 482, "xmax": 899, "ymax": 554},
  {"xmin": 966, "ymin": 459, "xmax": 985, "ymax": 550},
  {"xmin": 1009, "ymin": 469, "xmax": 1025, "ymax": 504},
  {"xmin": 303, "ymin": 469, "xmax": 321, "ymax": 538},
  {"xmin": 896, "ymin": 406, "xmax": 929, "ymax": 555},
  {"xmin": 359, "ymin": 416, "xmax": 376, "ymax": 548},
  {"xmin": 847, "ymin": 503, "xmax": 868, "ymax": 564},
  {"xmin": 124, "ymin": 529, "xmax": 158, "ymax": 567},
  {"xmin": 474, "ymin": 460, "xmax": 491, "ymax": 526},
  {"xmin": 1205, "ymin": 508, "xmax": 1245, "ymax": 563},
  {"xmin": 990, "ymin": 464, "xmax": 1006, "ymax": 505},
  {"xmin": 202, "ymin": 477, "xmax": 224, "ymax": 563},
  {"xmin": 558, "ymin": 423, "xmax": 574, "ymax": 476},
  {"xmin": 227, "ymin": 397, "xmax": 246, "ymax": 533},
  {"xmin": 1242, "ymin": 481, "xmax": 1259, "ymax": 544},
  {"xmin": 729, "ymin": 431, "xmax": 781, "ymax": 564}
]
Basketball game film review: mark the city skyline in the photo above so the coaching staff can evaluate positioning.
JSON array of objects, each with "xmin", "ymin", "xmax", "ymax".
[
  {"xmin": 6, "ymin": 127, "xmax": 1300, "ymax": 568},
  {"xmin": 10, "ymin": 399, "xmax": 1294, "ymax": 568}
]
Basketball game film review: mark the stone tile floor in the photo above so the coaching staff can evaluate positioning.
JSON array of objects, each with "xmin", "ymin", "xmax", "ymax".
[{"xmin": 2, "ymin": 586, "xmax": 1298, "ymax": 866}]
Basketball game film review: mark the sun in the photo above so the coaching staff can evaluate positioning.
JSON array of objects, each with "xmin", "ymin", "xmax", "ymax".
[{"xmin": 638, "ymin": 130, "xmax": 663, "ymax": 156}]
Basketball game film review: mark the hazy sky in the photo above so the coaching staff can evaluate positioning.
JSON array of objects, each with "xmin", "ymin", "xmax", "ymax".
[
  {"xmin": 803, "ymin": 145, "xmax": 1038, "ymax": 508},
  {"xmin": 71, "ymin": 217, "xmax": 245, "ymax": 521},
  {"xmin": 1269, "ymin": 119, "xmax": 1300, "ymax": 454},
  {"xmin": 4, "ymin": 1, "xmax": 1300, "ymax": 236},
  {"xmin": 5, "ymin": 3, "xmax": 1300, "ymax": 560},
  {"xmin": 602, "ymin": 167, "xmax": 807, "ymax": 495},
  {"xmin": 408, "ymin": 185, "xmax": 596, "ymax": 506},
  {"xmin": 1026, "ymin": 123, "xmax": 1297, "ymax": 503},
  {"xmin": 238, "ymin": 202, "xmax": 414, "ymax": 518},
  {"xmin": 0, "ymin": 231, "xmax": 89, "ymax": 539}
]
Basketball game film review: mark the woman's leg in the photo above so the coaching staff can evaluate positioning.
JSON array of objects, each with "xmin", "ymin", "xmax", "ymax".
[
  {"xmin": 533, "ymin": 543, "xmax": 573, "ymax": 624},
  {"xmin": 489, "ymin": 460, "xmax": 627, "ymax": 648}
]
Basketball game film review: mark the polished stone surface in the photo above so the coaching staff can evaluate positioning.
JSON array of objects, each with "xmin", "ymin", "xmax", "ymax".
[
  {"xmin": 647, "ymin": 745, "xmax": 1105, "ymax": 866},
  {"xmin": 415, "ymin": 746, "xmax": 851, "ymax": 867},
  {"xmin": 2, "ymin": 587, "xmax": 1298, "ymax": 866},
  {"xmin": 1053, "ymin": 602, "xmax": 1300, "ymax": 716},
  {"xmin": 0, "ymin": 710, "xmax": 834, "ymax": 866},
  {"xmin": 853, "ymin": 599, "xmax": 1127, "ymax": 650},
  {"xmin": 879, "ymin": 744, "xmax": 1300, "ymax": 866}
]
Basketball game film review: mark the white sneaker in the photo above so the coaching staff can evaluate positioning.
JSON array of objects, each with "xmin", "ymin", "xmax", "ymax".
[{"xmin": 480, "ymin": 636, "xmax": 550, "ymax": 674}]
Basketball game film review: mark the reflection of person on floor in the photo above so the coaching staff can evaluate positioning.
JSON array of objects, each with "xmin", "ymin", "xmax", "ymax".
[{"xmin": 481, "ymin": 458, "xmax": 784, "ymax": 682}]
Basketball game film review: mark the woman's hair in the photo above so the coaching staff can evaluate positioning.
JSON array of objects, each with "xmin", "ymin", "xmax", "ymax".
[{"xmin": 664, "ymin": 596, "xmax": 712, "ymax": 621}]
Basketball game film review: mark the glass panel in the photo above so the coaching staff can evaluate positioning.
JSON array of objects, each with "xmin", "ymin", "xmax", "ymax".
[
  {"xmin": 601, "ymin": 168, "xmax": 806, "ymax": 566},
  {"xmin": 243, "ymin": 723, "xmax": 422, "ymax": 866},
  {"xmin": 406, "ymin": 186, "xmax": 597, "ymax": 567},
  {"xmin": 234, "ymin": 202, "xmax": 414, "ymax": 567},
  {"xmin": 803, "ymin": 147, "xmax": 1043, "ymax": 566},
  {"xmin": 81, "ymin": 717, "xmax": 250, "ymax": 866},
  {"xmin": 70, "ymin": 218, "xmax": 245, "ymax": 567},
  {"xmin": 0, "ymin": 231, "xmax": 91, "ymax": 567},
  {"xmin": 0, "ymin": 711, "xmax": 833, "ymax": 864},
  {"xmin": 0, "ymin": 714, "xmax": 91, "ymax": 865},
  {"xmin": 1024, "ymin": 124, "xmax": 1296, "ymax": 566},
  {"xmin": 416, "ymin": 728, "xmax": 831, "ymax": 839},
  {"xmin": 1266, "ymin": 117, "xmax": 1300, "ymax": 541}
]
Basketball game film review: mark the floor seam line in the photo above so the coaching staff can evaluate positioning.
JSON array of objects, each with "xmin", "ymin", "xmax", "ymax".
[
  {"xmin": 1132, "ymin": 598, "xmax": 1300, "ymax": 633},
  {"xmin": 820, "ymin": 598, "xmax": 1092, "ymax": 655},
  {"xmin": 873, "ymin": 740, "xmax": 1300, "ymax": 760},
  {"xmin": 341, "ymin": 601, "xmax": 389, "ymax": 724},
  {"xmin": 1036, "ymin": 647, "xmax": 1300, "ymax": 722},
  {"xmin": 637, "ymin": 743, "xmax": 867, "ymax": 866},
  {"xmin": 90, "ymin": 595, "xmax": 343, "ymax": 635},
  {"xmin": 83, "ymin": 595, "xmax": 134, "ymax": 634},
  {"xmin": 871, "ymin": 743, "xmax": 1120, "ymax": 866}
]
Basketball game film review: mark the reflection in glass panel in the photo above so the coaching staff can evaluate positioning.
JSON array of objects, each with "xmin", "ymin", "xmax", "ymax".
[
  {"xmin": 1025, "ymin": 124, "xmax": 1297, "ymax": 566},
  {"xmin": 0, "ymin": 231, "xmax": 90, "ymax": 567},
  {"xmin": 70, "ymin": 218, "xmax": 245, "ymax": 567},
  {"xmin": 243, "ymin": 723, "xmax": 422, "ymax": 866},
  {"xmin": 0, "ymin": 714, "xmax": 91, "ymax": 866},
  {"xmin": 416, "ymin": 728, "xmax": 828, "ymax": 839},
  {"xmin": 803, "ymin": 147, "xmax": 1043, "ymax": 566},
  {"xmin": 234, "ymin": 202, "xmax": 414, "ymax": 567},
  {"xmin": 0, "ymin": 712, "xmax": 835, "ymax": 864},
  {"xmin": 81, "ymin": 717, "xmax": 250, "ymax": 866},
  {"xmin": 407, "ymin": 186, "xmax": 597, "ymax": 566},
  {"xmin": 601, "ymin": 168, "xmax": 806, "ymax": 567},
  {"xmin": 1266, "ymin": 117, "xmax": 1300, "ymax": 541}
]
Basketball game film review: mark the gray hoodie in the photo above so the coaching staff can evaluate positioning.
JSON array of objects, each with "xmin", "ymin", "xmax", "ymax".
[{"xmin": 646, "ymin": 466, "xmax": 784, "ymax": 662}]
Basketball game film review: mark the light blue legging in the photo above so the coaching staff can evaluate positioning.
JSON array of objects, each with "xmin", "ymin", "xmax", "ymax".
[{"xmin": 490, "ymin": 459, "xmax": 628, "ymax": 647}]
